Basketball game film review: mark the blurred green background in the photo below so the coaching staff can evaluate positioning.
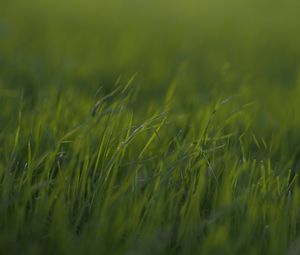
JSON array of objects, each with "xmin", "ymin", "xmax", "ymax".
[
  {"xmin": 1, "ymin": 0, "xmax": 300, "ymax": 95},
  {"xmin": 1, "ymin": 0, "xmax": 300, "ymax": 158},
  {"xmin": 1, "ymin": 0, "xmax": 300, "ymax": 148}
]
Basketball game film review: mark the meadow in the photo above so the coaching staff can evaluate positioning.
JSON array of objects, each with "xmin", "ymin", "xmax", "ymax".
[{"xmin": 1, "ymin": 0, "xmax": 300, "ymax": 254}]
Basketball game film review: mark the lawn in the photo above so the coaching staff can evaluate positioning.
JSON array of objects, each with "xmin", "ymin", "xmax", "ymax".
[{"xmin": 1, "ymin": 0, "xmax": 300, "ymax": 254}]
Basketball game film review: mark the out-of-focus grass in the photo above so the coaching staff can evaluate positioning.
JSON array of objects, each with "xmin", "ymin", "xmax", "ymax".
[{"xmin": 1, "ymin": 0, "xmax": 300, "ymax": 254}]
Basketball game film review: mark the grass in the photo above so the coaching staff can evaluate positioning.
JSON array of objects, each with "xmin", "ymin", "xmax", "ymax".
[{"xmin": 1, "ymin": 0, "xmax": 300, "ymax": 254}]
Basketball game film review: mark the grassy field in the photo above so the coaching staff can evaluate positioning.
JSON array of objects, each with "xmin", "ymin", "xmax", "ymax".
[{"xmin": 1, "ymin": 0, "xmax": 300, "ymax": 254}]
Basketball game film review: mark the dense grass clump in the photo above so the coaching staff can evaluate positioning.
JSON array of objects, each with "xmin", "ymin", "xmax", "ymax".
[{"xmin": 1, "ymin": 0, "xmax": 300, "ymax": 254}]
